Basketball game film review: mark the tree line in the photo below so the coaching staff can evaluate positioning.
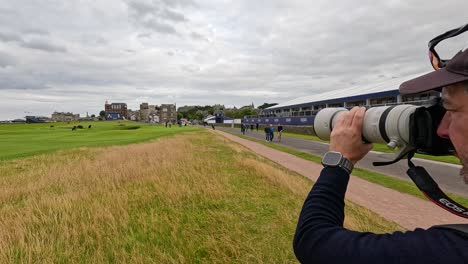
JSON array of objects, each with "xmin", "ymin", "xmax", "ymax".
[{"xmin": 177, "ymin": 103, "xmax": 277, "ymax": 121}]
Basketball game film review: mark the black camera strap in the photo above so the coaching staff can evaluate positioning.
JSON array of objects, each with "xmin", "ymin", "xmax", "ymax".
[{"xmin": 406, "ymin": 152, "xmax": 468, "ymax": 219}]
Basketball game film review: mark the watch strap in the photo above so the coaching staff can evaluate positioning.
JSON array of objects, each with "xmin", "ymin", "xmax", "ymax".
[{"xmin": 340, "ymin": 157, "xmax": 353, "ymax": 174}]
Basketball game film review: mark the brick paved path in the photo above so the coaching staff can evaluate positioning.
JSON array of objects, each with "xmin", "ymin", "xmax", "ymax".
[{"xmin": 213, "ymin": 130, "xmax": 468, "ymax": 230}]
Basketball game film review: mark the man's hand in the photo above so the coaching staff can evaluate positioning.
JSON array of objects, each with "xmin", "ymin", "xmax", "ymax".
[{"xmin": 329, "ymin": 106, "xmax": 373, "ymax": 165}]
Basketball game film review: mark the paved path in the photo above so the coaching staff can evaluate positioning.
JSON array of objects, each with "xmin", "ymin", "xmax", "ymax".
[
  {"xmin": 218, "ymin": 127, "xmax": 468, "ymax": 197},
  {"xmin": 213, "ymin": 129, "xmax": 468, "ymax": 230}
]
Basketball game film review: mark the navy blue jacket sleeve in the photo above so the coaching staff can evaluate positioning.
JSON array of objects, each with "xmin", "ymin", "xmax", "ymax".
[{"xmin": 293, "ymin": 167, "xmax": 468, "ymax": 264}]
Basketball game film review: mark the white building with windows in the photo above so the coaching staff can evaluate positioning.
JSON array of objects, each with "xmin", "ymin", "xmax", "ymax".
[{"xmin": 243, "ymin": 72, "xmax": 440, "ymax": 126}]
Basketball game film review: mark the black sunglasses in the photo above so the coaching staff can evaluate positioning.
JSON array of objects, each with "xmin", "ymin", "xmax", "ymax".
[{"xmin": 428, "ymin": 23, "xmax": 468, "ymax": 70}]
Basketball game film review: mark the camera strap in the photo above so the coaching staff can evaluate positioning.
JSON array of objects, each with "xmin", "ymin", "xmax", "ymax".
[{"xmin": 406, "ymin": 152, "xmax": 468, "ymax": 219}]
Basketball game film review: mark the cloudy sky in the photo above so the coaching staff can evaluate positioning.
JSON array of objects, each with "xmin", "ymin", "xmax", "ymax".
[{"xmin": 0, "ymin": 0, "xmax": 467, "ymax": 119}]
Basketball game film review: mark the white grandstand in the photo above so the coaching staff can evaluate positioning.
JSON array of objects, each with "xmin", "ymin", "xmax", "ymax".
[
  {"xmin": 243, "ymin": 72, "xmax": 440, "ymax": 126},
  {"xmin": 269, "ymin": 73, "xmax": 428, "ymax": 110}
]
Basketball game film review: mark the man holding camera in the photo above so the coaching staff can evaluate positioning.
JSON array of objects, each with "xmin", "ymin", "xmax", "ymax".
[{"xmin": 294, "ymin": 25, "xmax": 468, "ymax": 263}]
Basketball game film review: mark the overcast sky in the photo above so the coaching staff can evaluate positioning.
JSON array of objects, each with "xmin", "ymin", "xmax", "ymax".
[{"xmin": 0, "ymin": 0, "xmax": 467, "ymax": 119}]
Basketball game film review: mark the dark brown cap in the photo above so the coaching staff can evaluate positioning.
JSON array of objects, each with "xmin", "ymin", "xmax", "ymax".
[{"xmin": 399, "ymin": 48, "xmax": 468, "ymax": 94}]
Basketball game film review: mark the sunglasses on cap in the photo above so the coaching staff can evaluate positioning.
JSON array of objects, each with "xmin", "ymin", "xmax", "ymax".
[{"xmin": 428, "ymin": 23, "xmax": 468, "ymax": 70}]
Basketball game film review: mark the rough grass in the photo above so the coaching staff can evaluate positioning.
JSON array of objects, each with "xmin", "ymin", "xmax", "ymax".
[{"xmin": 0, "ymin": 131, "xmax": 401, "ymax": 263}]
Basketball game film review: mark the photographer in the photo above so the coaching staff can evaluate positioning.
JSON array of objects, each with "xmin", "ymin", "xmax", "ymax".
[{"xmin": 293, "ymin": 26, "xmax": 468, "ymax": 263}]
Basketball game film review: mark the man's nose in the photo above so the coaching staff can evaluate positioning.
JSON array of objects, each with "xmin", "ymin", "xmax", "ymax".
[{"xmin": 437, "ymin": 112, "xmax": 451, "ymax": 139}]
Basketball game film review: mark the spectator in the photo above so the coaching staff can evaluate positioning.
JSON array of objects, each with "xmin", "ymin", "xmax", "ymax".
[
  {"xmin": 264, "ymin": 126, "xmax": 270, "ymax": 141},
  {"xmin": 277, "ymin": 124, "xmax": 283, "ymax": 142},
  {"xmin": 268, "ymin": 124, "xmax": 275, "ymax": 142}
]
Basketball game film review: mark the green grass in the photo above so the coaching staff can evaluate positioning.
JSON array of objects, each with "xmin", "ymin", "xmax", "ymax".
[
  {"xmin": 0, "ymin": 131, "xmax": 402, "ymax": 262},
  {"xmin": 229, "ymin": 131, "xmax": 468, "ymax": 207},
  {"xmin": 281, "ymin": 131, "xmax": 460, "ymax": 165},
  {"xmin": 0, "ymin": 121, "xmax": 200, "ymax": 161}
]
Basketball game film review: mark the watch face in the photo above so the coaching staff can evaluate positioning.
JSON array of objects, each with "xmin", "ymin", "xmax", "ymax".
[{"xmin": 322, "ymin": 152, "xmax": 342, "ymax": 166}]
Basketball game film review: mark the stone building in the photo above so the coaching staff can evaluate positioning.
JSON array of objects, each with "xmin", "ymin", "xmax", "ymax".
[
  {"xmin": 139, "ymin": 102, "xmax": 176, "ymax": 124},
  {"xmin": 139, "ymin": 103, "xmax": 160, "ymax": 123},
  {"xmin": 160, "ymin": 104, "xmax": 177, "ymax": 124},
  {"xmin": 127, "ymin": 109, "xmax": 140, "ymax": 121},
  {"xmin": 51, "ymin": 112, "xmax": 80, "ymax": 122},
  {"xmin": 105, "ymin": 101, "xmax": 128, "ymax": 120}
]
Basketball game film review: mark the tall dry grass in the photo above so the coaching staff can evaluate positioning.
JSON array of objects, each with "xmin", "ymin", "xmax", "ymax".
[{"xmin": 0, "ymin": 132, "xmax": 402, "ymax": 263}]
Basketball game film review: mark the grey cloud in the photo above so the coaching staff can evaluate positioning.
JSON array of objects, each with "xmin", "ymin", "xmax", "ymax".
[
  {"xmin": 22, "ymin": 28, "xmax": 50, "ymax": 36},
  {"xmin": 191, "ymin": 31, "xmax": 207, "ymax": 41},
  {"xmin": 142, "ymin": 19, "xmax": 177, "ymax": 34},
  {"xmin": 0, "ymin": 52, "xmax": 16, "ymax": 68},
  {"xmin": 181, "ymin": 64, "xmax": 200, "ymax": 73},
  {"xmin": 137, "ymin": 32, "xmax": 151, "ymax": 38},
  {"xmin": 0, "ymin": 73, "xmax": 48, "ymax": 90},
  {"xmin": 0, "ymin": 31, "xmax": 67, "ymax": 53},
  {"xmin": 161, "ymin": 8, "xmax": 187, "ymax": 22},
  {"xmin": 127, "ymin": 1, "xmax": 155, "ymax": 17},
  {"xmin": 0, "ymin": 32, "xmax": 22, "ymax": 42},
  {"xmin": 160, "ymin": 0, "xmax": 197, "ymax": 8},
  {"xmin": 127, "ymin": 0, "xmax": 189, "ymax": 35},
  {"xmin": 20, "ymin": 39, "xmax": 67, "ymax": 53}
]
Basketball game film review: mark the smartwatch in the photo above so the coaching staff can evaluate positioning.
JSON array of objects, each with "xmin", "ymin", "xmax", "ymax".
[{"xmin": 321, "ymin": 151, "xmax": 354, "ymax": 174}]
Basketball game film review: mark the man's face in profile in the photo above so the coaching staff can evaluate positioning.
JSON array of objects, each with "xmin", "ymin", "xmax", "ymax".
[{"xmin": 437, "ymin": 82, "xmax": 468, "ymax": 184}]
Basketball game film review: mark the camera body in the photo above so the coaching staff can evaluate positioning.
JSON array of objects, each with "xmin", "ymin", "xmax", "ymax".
[{"xmin": 313, "ymin": 101, "xmax": 454, "ymax": 157}]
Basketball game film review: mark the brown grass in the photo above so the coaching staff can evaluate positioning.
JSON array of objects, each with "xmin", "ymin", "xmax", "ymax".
[{"xmin": 0, "ymin": 132, "xmax": 402, "ymax": 263}]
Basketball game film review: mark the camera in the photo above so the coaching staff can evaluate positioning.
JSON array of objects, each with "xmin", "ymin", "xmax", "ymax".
[{"xmin": 313, "ymin": 100, "xmax": 454, "ymax": 164}]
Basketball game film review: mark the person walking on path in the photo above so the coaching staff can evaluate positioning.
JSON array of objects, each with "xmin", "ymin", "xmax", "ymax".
[
  {"xmin": 293, "ymin": 24, "xmax": 468, "ymax": 264},
  {"xmin": 256, "ymin": 123, "xmax": 259, "ymax": 132},
  {"xmin": 264, "ymin": 126, "xmax": 270, "ymax": 142},
  {"xmin": 240, "ymin": 123, "xmax": 246, "ymax": 135},
  {"xmin": 268, "ymin": 124, "xmax": 275, "ymax": 142},
  {"xmin": 277, "ymin": 124, "xmax": 283, "ymax": 142}
]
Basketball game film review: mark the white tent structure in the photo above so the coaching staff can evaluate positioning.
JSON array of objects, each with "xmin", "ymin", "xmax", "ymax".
[{"xmin": 204, "ymin": 115, "xmax": 235, "ymax": 124}]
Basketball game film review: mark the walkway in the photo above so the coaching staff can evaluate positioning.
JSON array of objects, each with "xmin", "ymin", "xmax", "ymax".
[
  {"xmin": 218, "ymin": 127, "xmax": 468, "ymax": 197},
  {"xmin": 213, "ymin": 129, "xmax": 468, "ymax": 230}
]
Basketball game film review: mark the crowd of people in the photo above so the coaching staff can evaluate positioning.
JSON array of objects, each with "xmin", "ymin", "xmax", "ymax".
[{"xmin": 240, "ymin": 123, "xmax": 283, "ymax": 142}]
